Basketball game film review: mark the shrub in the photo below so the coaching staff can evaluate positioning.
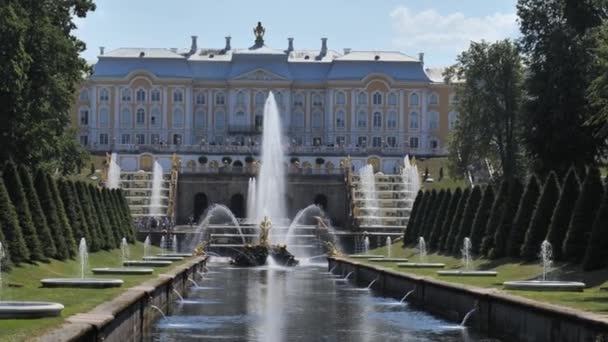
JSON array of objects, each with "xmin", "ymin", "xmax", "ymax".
[
  {"xmin": 469, "ymin": 184, "xmax": 494, "ymax": 255},
  {"xmin": 0, "ymin": 178, "xmax": 30, "ymax": 264},
  {"xmin": 116, "ymin": 189, "xmax": 136, "ymax": 243},
  {"xmin": 102, "ymin": 188, "xmax": 122, "ymax": 245},
  {"xmin": 407, "ymin": 191, "xmax": 430, "ymax": 244},
  {"xmin": 47, "ymin": 174, "xmax": 77, "ymax": 259},
  {"xmin": 562, "ymin": 167, "xmax": 604, "ymax": 263},
  {"xmin": 582, "ymin": 189, "xmax": 608, "ymax": 271},
  {"xmin": 58, "ymin": 180, "xmax": 88, "ymax": 244},
  {"xmin": 506, "ymin": 176, "xmax": 541, "ymax": 258},
  {"xmin": 67, "ymin": 181, "xmax": 92, "ymax": 248},
  {"xmin": 453, "ymin": 185, "xmax": 483, "ymax": 255},
  {"xmin": 75, "ymin": 181, "xmax": 101, "ymax": 251},
  {"xmin": 521, "ymin": 172, "xmax": 561, "ymax": 260},
  {"xmin": 404, "ymin": 190, "xmax": 424, "ymax": 245},
  {"xmin": 428, "ymin": 189, "xmax": 451, "ymax": 250},
  {"xmin": 442, "ymin": 188, "xmax": 471, "ymax": 253},
  {"xmin": 438, "ymin": 188, "xmax": 463, "ymax": 251},
  {"xmin": 34, "ymin": 170, "xmax": 68, "ymax": 260},
  {"xmin": 88, "ymin": 184, "xmax": 115, "ymax": 250},
  {"xmin": 489, "ymin": 179, "xmax": 524, "ymax": 259},
  {"xmin": 480, "ymin": 181, "xmax": 509, "ymax": 257},
  {"xmin": 546, "ymin": 167, "xmax": 581, "ymax": 261},
  {"xmin": 420, "ymin": 190, "xmax": 438, "ymax": 240}
]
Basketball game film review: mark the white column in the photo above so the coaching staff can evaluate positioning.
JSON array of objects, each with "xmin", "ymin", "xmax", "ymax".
[
  {"xmin": 162, "ymin": 86, "xmax": 168, "ymax": 143},
  {"xmin": 114, "ymin": 87, "xmax": 120, "ymax": 146},
  {"xmin": 350, "ymin": 89, "xmax": 356, "ymax": 145},
  {"xmin": 90, "ymin": 86, "xmax": 97, "ymax": 142},
  {"xmin": 421, "ymin": 90, "xmax": 428, "ymax": 153},
  {"xmin": 185, "ymin": 86, "xmax": 193, "ymax": 144},
  {"xmin": 306, "ymin": 91, "xmax": 311, "ymax": 145},
  {"xmin": 327, "ymin": 89, "xmax": 333, "ymax": 144},
  {"xmin": 399, "ymin": 90, "xmax": 405, "ymax": 146},
  {"xmin": 207, "ymin": 89, "xmax": 214, "ymax": 137}
]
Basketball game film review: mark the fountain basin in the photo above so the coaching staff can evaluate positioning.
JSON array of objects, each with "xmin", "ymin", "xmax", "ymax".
[
  {"xmin": 503, "ymin": 280, "xmax": 586, "ymax": 292},
  {"xmin": 368, "ymin": 258, "xmax": 409, "ymax": 262},
  {"xmin": 0, "ymin": 301, "xmax": 64, "ymax": 319},
  {"xmin": 91, "ymin": 267, "xmax": 154, "ymax": 275},
  {"xmin": 41, "ymin": 278, "xmax": 123, "ymax": 288},
  {"xmin": 157, "ymin": 253, "xmax": 192, "ymax": 258},
  {"xmin": 124, "ymin": 260, "xmax": 172, "ymax": 267},
  {"xmin": 143, "ymin": 256, "xmax": 183, "ymax": 261},
  {"xmin": 437, "ymin": 270, "xmax": 497, "ymax": 277},
  {"xmin": 397, "ymin": 263, "xmax": 445, "ymax": 269},
  {"xmin": 348, "ymin": 255, "xmax": 384, "ymax": 259}
]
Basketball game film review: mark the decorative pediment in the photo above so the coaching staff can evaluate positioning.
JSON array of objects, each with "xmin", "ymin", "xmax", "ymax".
[{"xmin": 233, "ymin": 68, "xmax": 287, "ymax": 81}]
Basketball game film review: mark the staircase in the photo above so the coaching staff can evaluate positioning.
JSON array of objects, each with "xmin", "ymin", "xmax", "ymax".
[{"xmin": 119, "ymin": 171, "xmax": 173, "ymax": 218}]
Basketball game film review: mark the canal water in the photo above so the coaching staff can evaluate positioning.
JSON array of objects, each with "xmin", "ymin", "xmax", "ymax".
[{"xmin": 146, "ymin": 260, "xmax": 495, "ymax": 342}]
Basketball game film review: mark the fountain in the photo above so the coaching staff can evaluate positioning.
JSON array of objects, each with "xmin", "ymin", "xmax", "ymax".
[
  {"xmin": 230, "ymin": 217, "xmax": 298, "ymax": 267},
  {"xmin": 359, "ymin": 165, "xmax": 379, "ymax": 226},
  {"xmin": 193, "ymin": 204, "xmax": 246, "ymax": 248},
  {"xmin": 400, "ymin": 288, "xmax": 416, "ymax": 303},
  {"xmin": 41, "ymin": 238, "xmax": 124, "ymax": 288},
  {"xmin": 160, "ymin": 236, "xmax": 166, "ymax": 253},
  {"xmin": 368, "ymin": 236, "xmax": 409, "ymax": 262},
  {"xmin": 397, "ymin": 237, "xmax": 445, "ymax": 269},
  {"xmin": 143, "ymin": 236, "xmax": 183, "ymax": 262},
  {"xmin": 124, "ymin": 236, "xmax": 172, "ymax": 267},
  {"xmin": 366, "ymin": 277, "xmax": 379, "ymax": 290},
  {"xmin": 106, "ymin": 152, "xmax": 121, "ymax": 189},
  {"xmin": 387, "ymin": 236, "xmax": 392, "ymax": 257},
  {"xmin": 246, "ymin": 177, "xmax": 257, "ymax": 223},
  {"xmin": 503, "ymin": 241, "xmax": 585, "ymax": 291},
  {"xmin": 437, "ymin": 238, "xmax": 497, "ymax": 277},
  {"xmin": 348, "ymin": 235, "xmax": 384, "ymax": 259},
  {"xmin": 149, "ymin": 160, "xmax": 164, "ymax": 217},
  {"xmin": 460, "ymin": 301, "xmax": 479, "ymax": 326},
  {"xmin": 92, "ymin": 238, "xmax": 154, "ymax": 275},
  {"xmin": 158, "ymin": 235, "xmax": 191, "ymax": 258}
]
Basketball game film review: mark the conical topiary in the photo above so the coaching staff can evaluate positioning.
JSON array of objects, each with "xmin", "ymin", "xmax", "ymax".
[
  {"xmin": 546, "ymin": 167, "xmax": 581, "ymax": 261},
  {"xmin": 582, "ymin": 188, "xmax": 608, "ymax": 271},
  {"xmin": 68, "ymin": 181, "xmax": 92, "ymax": 248},
  {"xmin": 488, "ymin": 179, "xmax": 524, "ymax": 259},
  {"xmin": 506, "ymin": 176, "xmax": 541, "ymax": 258},
  {"xmin": 420, "ymin": 190, "xmax": 438, "ymax": 240},
  {"xmin": 480, "ymin": 180, "xmax": 509, "ymax": 257},
  {"xmin": 89, "ymin": 184, "xmax": 115, "ymax": 249},
  {"xmin": 102, "ymin": 188, "xmax": 122, "ymax": 246},
  {"xmin": 0, "ymin": 221, "xmax": 12, "ymax": 270},
  {"xmin": 34, "ymin": 170, "xmax": 69, "ymax": 260},
  {"xmin": 3, "ymin": 161, "xmax": 44, "ymax": 261},
  {"xmin": 469, "ymin": 184, "xmax": 495, "ymax": 255},
  {"xmin": 443, "ymin": 188, "xmax": 471, "ymax": 253},
  {"xmin": 521, "ymin": 172, "xmax": 561, "ymax": 261},
  {"xmin": 438, "ymin": 188, "xmax": 462, "ymax": 251},
  {"xmin": 453, "ymin": 185, "xmax": 483, "ymax": 255},
  {"xmin": 19, "ymin": 165, "xmax": 55, "ymax": 259},
  {"xmin": 0, "ymin": 178, "xmax": 30, "ymax": 264},
  {"xmin": 404, "ymin": 190, "xmax": 424, "ymax": 245},
  {"xmin": 47, "ymin": 174, "xmax": 77, "ymax": 259},
  {"xmin": 116, "ymin": 189, "xmax": 136, "ymax": 243},
  {"xmin": 407, "ymin": 191, "xmax": 431, "ymax": 244},
  {"xmin": 57, "ymin": 180, "xmax": 88, "ymax": 244},
  {"xmin": 428, "ymin": 189, "xmax": 451, "ymax": 250},
  {"xmin": 75, "ymin": 182, "xmax": 101, "ymax": 251}
]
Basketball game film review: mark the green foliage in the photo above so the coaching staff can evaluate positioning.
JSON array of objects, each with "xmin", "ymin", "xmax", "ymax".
[
  {"xmin": 489, "ymin": 179, "xmax": 524, "ymax": 259},
  {"xmin": 438, "ymin": 188, "xmax": 463, "ymax": 251},
  {"xmin": 46, "ymin": 174, "xmax": 77, "ymax": 258},
  {"xmin": 582, "ymin": 189, "xmax": 608, "ymax": 270},
  {"xmin": 453, "ymin": 185, "xmax": 483, "ymax": 255},
  {"xmin": 443, "ymin": 188, "xmax": 471, "ymax": 253},
  {"xmin": 521, "ymin": 172, "xmax": 561, "ymax": 260},
  {"xmin": 18, "ymin": 165, "xmax": 55, "ymax": 259},
  {"xmin": 546, "ymin": 167, "xmax": 581, "ymax": 261},
  {"xmin": 480, "ymin": 181, "xmax": 510, "ymax": 256},
  {"xmin": 116, "ymin": 189, "xmax": 136, "ymax": 243},
  {"xmin": 57, "ymin": 179, "xmax": 88, "ymax": 245},
  {"xmin": 34, "ymin": 169, "xmax": 68, "ymax": 260},
  {"xmin": 420, "ymin": 190, "xmax": 438, "ymax": 240},
  {"xmin": 404, "ymin": 191, "xmax": 424, "ymax": 245},
  {"xmin": 0, "ymin": 221, "xmax": 11, "ymax": 270},
  {"xmin": 406, "ymin": 191, "xmax": 430, "ymax": 244},
  {"xmin": 562, "ymin": 167, "xmax": 605, "ymax": 262},
  {"xmin": 0, "ymin": 177, "xmax": 30, "ymax": 264},
  {"xmin": 506, "ymin": 176, "xmax": 541, "ymax": 258},
  {"xmin": 469, "ymin": 184, "xmax": 495, "ymax": 255},
  {"xmin": 102, "ymin": 188, "xmax": 122, "ymax": 245},
  {"xmin": 428, "ymin": 189, "xmax": 452, "ymax": 250},
  {"xmin": 3, "ymin": 161, "xmax": 43, "ymax": 261},
  {"xmin": 88, "ymin": 184, "xmax": 115, "ymax": 250},
  {"xmin": 75, "ymin": 182, "xmax": 101, "ymax": 251}
]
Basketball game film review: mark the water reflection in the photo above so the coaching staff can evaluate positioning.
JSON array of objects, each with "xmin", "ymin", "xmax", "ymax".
[{"xmin": 146, "ymin": 262, "xmax": 494, "ymax": 342}]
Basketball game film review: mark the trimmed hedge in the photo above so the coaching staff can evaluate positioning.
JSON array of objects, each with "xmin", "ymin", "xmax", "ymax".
[
  {"xmin": 469, "ymin": 184, "xmax": 494, "ymax": 255},
  {"xmin": 443, "ymin": 188, "xmax": 471, "ymax": 253},
  {"xmin": 488, "ymin": 179, "xmax": 524, "ymax": 259},
  {"xmin": 428, "ymin": 189, "xmax": 451, "ymax": 250},
  {"xmin": 453, "ymin": 185, "xmax": 482, "ymax": 255},
  {"xmin": 546, "ymin": 167, "xmax": 581, "ymax": 261},
  {"xmin": 506, "ymin": 176, "xmax": 541, "ymax": 258},
  {"xmin": 438, "ymin": 187, "xmax": 463, "ymax": 251}
]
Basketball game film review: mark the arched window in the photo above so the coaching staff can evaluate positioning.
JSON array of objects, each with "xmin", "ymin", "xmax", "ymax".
[
  {"xmin": 335, "ymin": 110, "xmax": 345, "ymax": 128},
  {"xmin": 294, "ymin": 94, "xmax": 304, "ymax": 106},
  {"xmin": 387, "ymin": 111, "xmax": 397, "ymax": 129},
  {"xmin": 358, "ymin": 92, "xmax": 367, "ymax": 105},
  {"xmin": 357, "ymin": 110, "xmax": 367, "ymax": 128},
  {"xmin": 372, "ymin": 92, "xmax": 382, "ymax": 105},
  {"xmin": 98, "ymin": 108, "xmax": 109, "ymax": 127},
  {"xmin": 136, "ymin": 89, "xmax": 146, "ymax": 102},
  {"xmin": 429, "ymin": 93, "xmax": 439, "ymax": 105},
  {"xmin": 409, "ymin": 111, "xmax": 419, "ymax": 130},
  {"xmin": 173, "ymin": 89, "xmax": 183, "ymax": 103},
  {"xmin": 79, "ymin": 108, "xmax": 89, "ymax": 126},
  {"xmin": 99, "ymin": 88, "xmax": 109, "ymax": 102},
  {"xmin": 150, "ymin": 107, "xmax": 160, "ymax": 127},
  {"xmin": 79, "ymin": 89, "xmax": 89, "ymax": 101},
  {"xmin": 121, "ymin": 108, "xmax": 131, "ymax": 127},
  {"xmin": 313, "ymin": 95, "xmax": 322, "ymax": 106},
  {"xmin": 449, "ymin": 111, "xmax": 458, "ymax": 130},
  {"xmin": 151, "ymin": 89, "xmax": 161, "ymax": 102},
  {"xmin": 388, "ymin": 93, "xmax": 397, "ymax": 106},
  {"xmin": 215, "ymin": 110, "xmax": 225, "ymax": 129},
  {"xmin": 409, "ymin": 93, "xmax": 419, "ymax": 106},
  {"xmin": 173, "ymin": 108, "xmax": 184, "ymax": 128},
  {"xmin": 428, "ymin": 111, "xmax": 439, "ymax": 130},
  {"xmin": 255, "ymin": 92, "xmax": 265, "ymax": 106},
  {"xmin": 409, "ymin": 137, "xmax": 419, "ymax": 148},
  {"xmin": 312, "ymin": 111, "xmax": 322, "ymax": 128},
  {"xmin": 215, "ymin": 92, "xmax": 225, "ymax": 105},
  {"xmin": 293, "ymin": 111, "xmax": 304, "ymax": 128},
  {"xmin": 336, "ymin": 92, "xmax": 346, "ymax": 105},
  {"xmin": 236, "ymin": 91, "xmax": 245, "ymax": 106},
  {"xmin": 195, "ymin": 110, "xmax": 206, "ymax": 129},
  {"xmin": 373, "ymin": 111, "xmax": 382, "ymax": 128},
  {"xmin": 121, "ymin": 88, "xmax": 131, "ymax": 102},
  {"xmin": 136, "ymin": 108, "xmax": 146, "ymax": 125},
  {"xmin": 196, "ymin": 92, "xmax": 206, "ymax": 105}
]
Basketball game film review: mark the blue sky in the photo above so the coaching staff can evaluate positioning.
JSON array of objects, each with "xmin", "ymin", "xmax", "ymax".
[{"xmin": 75, "ymin": 0, "xmax": 520, "ymax": 66}]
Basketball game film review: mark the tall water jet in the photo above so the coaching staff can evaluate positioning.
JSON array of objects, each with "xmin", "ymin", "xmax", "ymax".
[
  {"xmin": 144, "ymin": 236, "xmax": 151, "ymax": 258},
  {"xmin": 285, "ymin": 204, "xmax": 323, "ymax": 246},
  {"xmin": 79, "ymin": 238, "xmax": 88, "ymax": 279},
  {"xmin": 364, "ymin": 236, "xmax": 370, "ymax": 254},
  {"xmin": 246, "ymin": 177, "xmax": 257, "ymax": 222},
  {"xmin": 149, "ymin": 160, "xmax": 164, "ymax": 217},
  {"xmin": 462, "ymin": 237, "xmax": 472, "ymax": 270},
  {"xmin": 194, "ymin": 204, "xmax": 245, "ymax": 246},
  {"xmin": 106, "ymin": 153, "xmax": 121, "ymax": 189},
  {"xmin": 358, "ymin": 165, "xmax": 378, "ymax": 226},
  {"xmin": 0, "ymin": 242, "xmax": 4, "ymax": 300},
  {"xmin": 255, "ymin": 92, "xmax": 287, "ymax": 229},
  {"xmin": 160, "ymin": 236, "xmax": 166, "ymax": 254},
  {"xmin": 540, "ymin": 240, "xmax": 552, "ymax": 281},
  {"xmin": 120, "ymin": 238, "xmax": 130, "ymax": 264},
  {"xmin": 386, "ymin": 236, "xmax": 392, "ymax": 257},
  {"xmin": 171, "ymin": 235, "xmax": 178, "ymax": 254},
  {"xmin": 418, "ymin": 237, "xmax": 427, "ymax": 263}
]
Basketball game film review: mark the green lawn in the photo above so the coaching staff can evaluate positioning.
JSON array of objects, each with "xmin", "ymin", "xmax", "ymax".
[
  {"xmin": 414, "ymin": 157, "xmax": 467, "ymax": 191},
  {"xmin": 0, "ymin": 242, "xmax": 190, "ymax": 341},
  {"xmin": 352, "ymin": 243, "xmax": 608, "ymax": 314}
]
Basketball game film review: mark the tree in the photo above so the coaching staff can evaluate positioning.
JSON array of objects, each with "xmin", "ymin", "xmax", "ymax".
[
  {"xmin": 116, "ymin": 189, "xmax": 136, "ymax": 243},
  {"xmin": 102, "ymin": 188, "xmax": 122, "ymax": 245},
  {"xmin": 34, "ymin": 169, "xmax": 68, "ymax": 260},
  {"xmin": 406, "ymin": 191, "xmax": 430, "ymax": 244},
  {"xmin": 506, "ymin": 176, "xmax": 541, "ymax": 258},
  {"xmin": 488, "ymin": 179, "xmax": 524, "ymax": 259},
  {"xmin": 57, "ymin": 180, "xmax": 88, "ymax": 244},
  {"xmin": 46, "ymin": 174, "xmax": 77, "ymax": 258},
  {"xmin": 0, "ymin": 221, "xmax": 11, "ymax": 270},
  {"xmin": 546, "ymin": 167, "xmax": 581, "ymax": 261},
  {"xmin": 420, "ymin": 190, "xmax": 438, "ymax": 240},
  {"xmin": 18, "ymin": 165, "xmax": 55, "ymax": 258},
  {"xmin": 0, "ymin": 178, "xmax": 30, "ymax": 264},
  {"xmin": 88, "ymin": 184, "xmax": 115, "ymax": 249},
  {"xmin": 453, "ymin": 186, "xmax": 483, "ymax": 255},
  {"xmin": 0, "ymin": 1, "xmax": 95, "ymax": 170},
  {"xmin": 445, "ymin": 40, "xmax": 525, "ymax": 182},
  {"xmin": 469, "ymin": 184, "xmax": 495, "ymax": 254},
  {"xmin": 75, "ymin": 182, "xmax": 101, "ymax": 251},
  {"xmin": 582, "ymin": 188, "xmax": 608, "ymax": 271},
  {"xmin": 480, "ymin": 181, "xmax": 510, "ymax": 256},
  {"xmin": 443, "ymin": 188, "xmax": 471, "ymax": 253},
  {"xmin": 517, "ymin": 0, "xmax": 606, "ymax": 175},
  {"xmin": 404, "ymin": 191, "xmax": 424, "ymax": 245},
  {"xmin": 521, "ymin": 172, "xmax": 561, "ymax": 260},
  {"xmin": 562, "ymin": 167, "xmax": 605, "ymax": 262},
  {"xmin": 69, "ymin": 181, "xmax": 93, "ymax": 248},
  {"xmin": 428, "ymin": 189, "xmax": 452, "ymax": 250},
  {"xmin": 438, "ymin": 188, "xmax": 463, "ymax": 251},
  {"xmin": 3, "ymin": 161, "xmax": 43, "ymax": 261},
  {"xmin": 110, "ymin": 189, "xmax": 128, "ymax": 241}
]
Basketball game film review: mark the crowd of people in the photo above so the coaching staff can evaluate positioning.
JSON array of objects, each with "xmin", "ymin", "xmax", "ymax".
[{"xmin": 134, "ymin": 216, "xmax": 175, "ymax": 232}]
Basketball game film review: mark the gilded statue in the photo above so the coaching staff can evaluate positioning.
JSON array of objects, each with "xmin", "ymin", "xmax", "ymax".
[
  {"xmin": 259, "ymin": 216, "xmax": 272, "ymax": 246},
  {"xmin": 194, "ymin": 240, "xmax": 208, "ymax": 256},
  {"xmin": 325, "ymin": 241, "xmax": 342, "ymax": 257}
]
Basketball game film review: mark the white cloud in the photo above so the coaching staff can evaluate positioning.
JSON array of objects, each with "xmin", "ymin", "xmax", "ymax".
[{"xmin": 390, "ymin": 7, "xmax": 518, "ymax": 65}]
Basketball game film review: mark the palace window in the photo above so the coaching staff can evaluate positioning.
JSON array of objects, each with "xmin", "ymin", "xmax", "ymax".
[
  {"xmin": 135, "ymin": 133, "xmax": 145, "ymax": 145},
  {"xmin": 151, "ymin": 108, "xmax": 160, "ymax": 127},
  {"xmin": 357, "ymin": 136, "xmax": 367, "ymax": 147},
  {"xmin": 335, "ymin": 110, "xmax": 345, "ymax": 129},
  {"xmin": 449, "ymin": 111, "xmax": 458, "ymax": 130},
  {"xmin": 79, "ymin": 108, "xmax": 89, "ymax": 126},
  {"xmin": 429, "ymin": 93, "xmax": 439, "ymax": 105},
  {"xmin": 99, "ymin": 88, "xmax": 109, "ymax": 102},
  {"xmin": 409, "ymin": 93, "xmax": 419, "ymax": 106},
  {"xmin": 387, "ymin": 136, "xmax": 397, "ymax": 147},
  {"xmin": 98, "ymin": 108, "xmax": 109, "ymax": 128},
  {"xmin": 336, "ymin": 136, "xmax": 345, "ymax": 146},
  {"xmin": 120, "ymin": 108, "xmax": 131, "ymax": 128},
  {"xmin": 151, "ymin": 89, "xmax": 161, "ymax": 102},
  {"xmin": 99, "ymin": 133, "xmax": 109, "ymax": 145},
  {"xmin": 215, "ymin": 110, "xmax": 225, "ymax": 129},
  {"xmin": 409, "ymin": 137, "xmax": 419, "ymax": 148},
  {"xmin": 136, "ymin": 89, "xmax": 146, "ymax": 102},
  {"xmin": 235, "ymin": 110, "xmax": 245, "ymax": 122},
  {"xmin": 195, "ymin": 110, "xmax": 206, "ymax": 129},
  {"xmin": 373, "ymin": 111, "xmax": 382, "ymax": 129},
  {"xmin": 173, "ymin": 108, "xmax": 184, "ymax": 128},
  {"xmin": 121, "ymin": 88, "xmax": 131, "ymax": 102},
  {"xmin": 428, "ymin": 111, "xmax": 439, "ymax": 130},
  {"xmin": 312, "ymin": 111, "xmax": 322, "ymax": 129},
  {"xmin": 372, "ymin": 137, "xmax": 382, "ymax": 147},
  {"xmin": 293, "ymin": 111, "xmax": 304, "ymax": 128},
  {"xmin": 121, "ymin": 134, "xmax": 130, "ymax": 145},
  {"xmin": 79, "ymin": 89, "xmax": 89, "ymax": 101},
  {"xmin": 357, "ymin": 110, "xmax": 367, "ymax": 128},
  {"xmin": 372, "ymin": 92, "xmax": 382, "ymax": 105},
  {"xmin": 430, "ymin": 140, "xmax": 439, "ymax": 149},
  {"xmin": 409, "ymin": 111, "xmax": 419, "ymax": 130},
  {"xmin": 313, "ymin": 137, "xmax": 322, "ymax": 146},
  {"xmin": 136, "ymin": 108, "xmax": 146, "ymax": 125},
  {"xmin": 336, "ymin": 92, "xmax": 346, "ymax": 105},
  {"xmin": 294, "ymin": 94, "xmax": 304, "ymax": 106},
  {"xmin": 215, "ymin": 92, "xmax": 226, "ymax": 105},
  {"xmin": 79, "ymin": 135, "xmax": 88, "ymax": 146},
  {"xmin": 357, "ymin": 92, "xmax": 367, "ymax": 105},
  {"xmin": 387, "ymin": 111, "xmax": 397, "ymax": 129},
  {"xmin": 313, "ymin": 95, "xmax": 323, "ymax": 107},
  {"xmin": 173, "ymin": 134, "xmax": 182, "ymax": 145},
  {"xmin": 173, "ymin": 89, "xmax": 183, "ymax": 103},
  {"xmin": 151, "ymin": 134, "xmax": 160, "ymax": 144},
  {"xmin": 196, "ymin": 92, "xmax": 206, "ymax": 105},
  {"xmin": 236, "ymin": 92, "xmax": 245, "ymax": 106},
  {"xmin": 388, "ymin": 93, "xmax": 397, "ymax": 106},
  {"xmin": 255, "ymin": 92, "xmax": 265, "ymax": 106}
]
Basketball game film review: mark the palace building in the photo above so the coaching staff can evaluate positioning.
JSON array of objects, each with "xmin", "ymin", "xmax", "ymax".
[{"xmin": 71, "ymin": 23, "xmax": 458, "ymax": 173}]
